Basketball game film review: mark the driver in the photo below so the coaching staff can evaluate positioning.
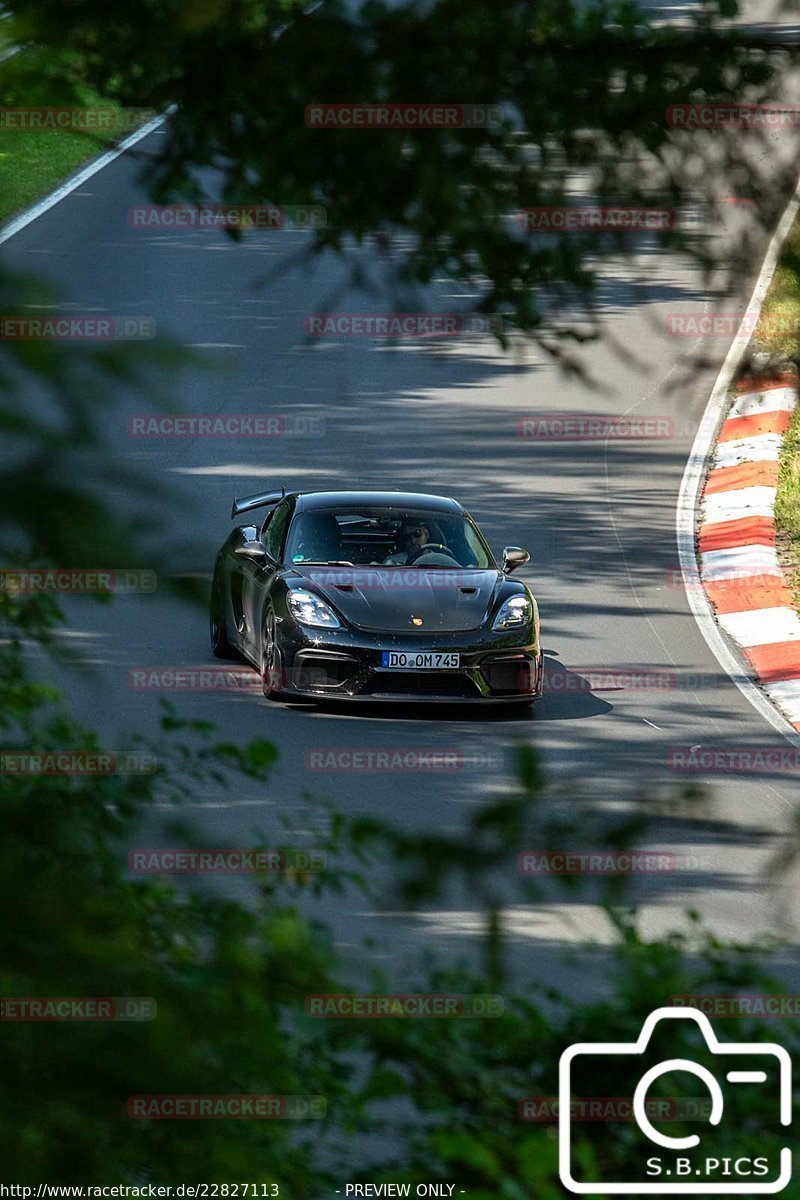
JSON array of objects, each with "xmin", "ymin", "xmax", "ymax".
[{"xmin": 382, "ymin": 519, "xmax": 430, "ymax": 565}]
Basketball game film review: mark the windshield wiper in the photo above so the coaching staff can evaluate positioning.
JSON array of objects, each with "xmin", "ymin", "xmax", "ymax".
[{"xmin": 293, "ymin": 560, "xmax": 355, "ymax": 566}]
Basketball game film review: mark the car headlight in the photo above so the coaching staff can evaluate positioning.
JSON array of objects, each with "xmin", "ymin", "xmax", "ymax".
[
  {"xmin": 287, "ymin": 589, "xmax": 341, "ymax": 629},
  {"xmin": 492, "ymin": 594, "xmax": 532, "ymax": 630}
]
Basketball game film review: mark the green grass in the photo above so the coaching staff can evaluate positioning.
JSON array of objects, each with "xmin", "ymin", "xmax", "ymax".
[
  {"xmin": 762, "ymin": 215, "xmax": 800, "ymax": 608},
  {"xmin": 775, "ymin": 403, "xmax": 800, "ymax": 609},
  {"xmin": 775, "ymin": 405, "xmax": 800, "ymax": 535},
  {"xmin": 757, "ymin": 218, "xmax": 800, "ymax": 357},
  {"xmin": 0, "ymin": 85, "xmax": 138, "ymax": 224}
]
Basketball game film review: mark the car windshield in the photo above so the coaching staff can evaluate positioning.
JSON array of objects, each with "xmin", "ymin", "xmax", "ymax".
[{"xmin": 283, "ymin": 507, "xmax": 495, "ymax": 569}]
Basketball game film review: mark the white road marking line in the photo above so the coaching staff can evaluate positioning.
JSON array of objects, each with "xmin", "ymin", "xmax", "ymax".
[{"xmin": 0, "ymin": 108, "xmax": 172, "ymax": 246}]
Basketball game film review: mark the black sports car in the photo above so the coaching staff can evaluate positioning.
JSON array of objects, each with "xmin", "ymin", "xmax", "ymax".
[{"xmin": 210, "ymin": 490, "xmax": 542, "ymax": 705}]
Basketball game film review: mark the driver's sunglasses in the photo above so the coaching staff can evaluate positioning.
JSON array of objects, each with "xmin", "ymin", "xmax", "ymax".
[{"xmin": 400, "ymin": 527, "xmax": 425, "ymax": 539}]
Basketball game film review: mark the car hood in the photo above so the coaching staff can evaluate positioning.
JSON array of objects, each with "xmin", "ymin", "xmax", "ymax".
[{"xmin": 290, "ymin": 566, "xmax": 503, "ymax": 632}]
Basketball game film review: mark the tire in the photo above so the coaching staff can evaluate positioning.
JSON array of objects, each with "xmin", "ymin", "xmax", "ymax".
[
  {"xmin": 210, "ymin": 565, "xmax": 237, "ymax": 659},
  {"xmin": 261, "ymin": 607, "xmax": 284, "ymax": 699}
]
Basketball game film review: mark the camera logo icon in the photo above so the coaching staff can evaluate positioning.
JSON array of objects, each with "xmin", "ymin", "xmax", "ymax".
[{"xmin": 559, "ymin": 1006, "xmax": 791, "ymax": 1194}]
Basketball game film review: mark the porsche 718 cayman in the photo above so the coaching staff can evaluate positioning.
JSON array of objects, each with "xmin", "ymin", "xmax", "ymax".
[{"xmin": 210, "ymin": 490, "xmax": 542, "ymax": 705}]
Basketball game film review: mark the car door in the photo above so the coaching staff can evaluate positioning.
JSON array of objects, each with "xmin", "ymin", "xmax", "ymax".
[{"xmin": 240, "ymin": 498, "xmax": 293, "ymax": 658}]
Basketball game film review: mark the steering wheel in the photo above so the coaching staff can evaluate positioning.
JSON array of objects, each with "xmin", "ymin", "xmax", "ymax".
[{"xmin": 406, "ymin": 543, "xmax": 459, "ymax": 566}]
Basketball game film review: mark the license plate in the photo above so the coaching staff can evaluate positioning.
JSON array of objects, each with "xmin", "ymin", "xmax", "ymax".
[{"xmin": 381, "ymin": 651, "xmax": 460, "ymax": 670}]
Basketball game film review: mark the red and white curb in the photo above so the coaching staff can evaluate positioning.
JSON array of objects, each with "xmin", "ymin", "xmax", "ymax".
[{"xmin": 698, "ymin": 375, "xmax": 800, "ymax": 729}]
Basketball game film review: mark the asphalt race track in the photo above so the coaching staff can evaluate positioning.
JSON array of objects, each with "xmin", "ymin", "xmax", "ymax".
[{"xmin": 8, "ymin": 3, "xmax": 800, "ymax": 983}]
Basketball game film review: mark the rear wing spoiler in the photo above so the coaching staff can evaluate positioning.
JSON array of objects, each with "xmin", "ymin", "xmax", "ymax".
[{"xmin": 231, "ymin": 488, "xmax": 286, "ymax": 519}]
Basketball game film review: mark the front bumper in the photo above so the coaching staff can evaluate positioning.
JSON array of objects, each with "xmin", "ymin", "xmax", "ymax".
[{"xmin": 274, "ymin": 620, "xmax": 543, "ymax": 703}]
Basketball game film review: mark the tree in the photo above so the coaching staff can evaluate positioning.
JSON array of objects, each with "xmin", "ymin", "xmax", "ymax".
[{"xmin": 1, "ymin": 1, "xmax": 798, "ymax": 1187}]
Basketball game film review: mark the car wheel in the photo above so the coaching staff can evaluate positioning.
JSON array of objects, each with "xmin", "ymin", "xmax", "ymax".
[
  {"xmin": 210, "ymin": 565, "xmax": 237, "ymax": 659},
  {"xmin": 261, "ymin": 607, "xmax": 284, "ymax": 699}
]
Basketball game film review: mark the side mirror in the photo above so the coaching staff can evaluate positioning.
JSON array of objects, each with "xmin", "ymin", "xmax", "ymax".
[
  {"xmin": 235, "ymin": 541, "xmax": 267, "ymax": 563},
  {"xmin": 502, "ymin": 545, "xmax": 530, "ymax": 574}
]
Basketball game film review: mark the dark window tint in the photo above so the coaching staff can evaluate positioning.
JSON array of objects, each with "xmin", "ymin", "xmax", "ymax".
[{"xmin": 264, "ymin": 500, "xmax": 292, "ymax": 561}]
